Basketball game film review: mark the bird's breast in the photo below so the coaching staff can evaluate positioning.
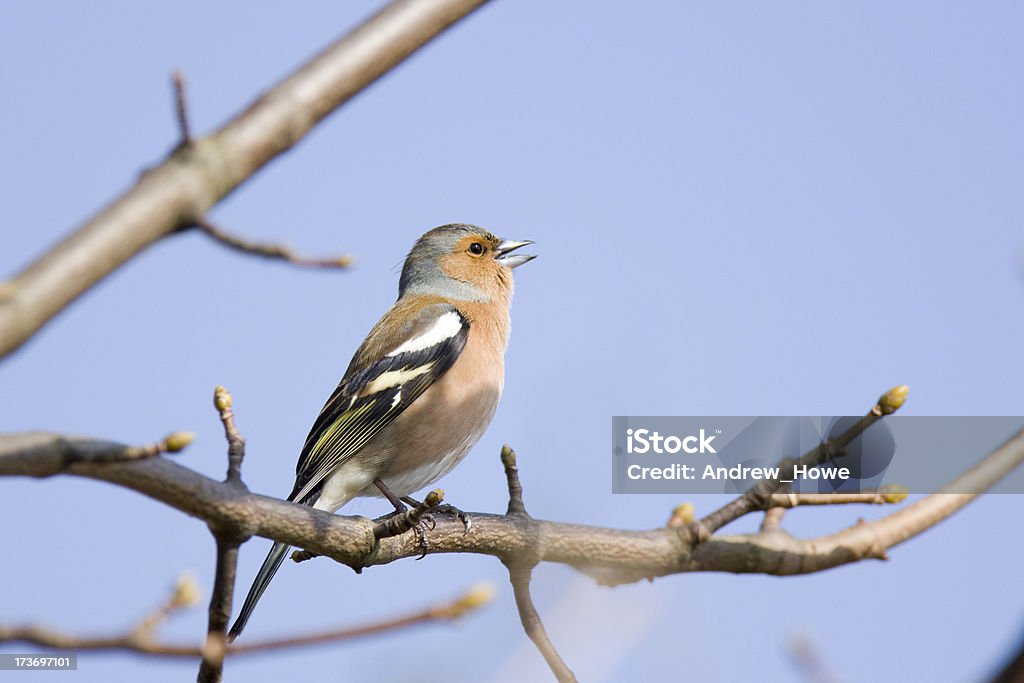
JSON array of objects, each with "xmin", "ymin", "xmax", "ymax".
[{"xmin": 360, "ymin": 324, "xmax": 505, "ymax": 497}]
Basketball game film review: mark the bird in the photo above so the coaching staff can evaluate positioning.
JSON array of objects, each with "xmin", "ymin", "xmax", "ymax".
[{"xmin": 227, "ymin": 223, "xmax": 535, "ymax": 641}]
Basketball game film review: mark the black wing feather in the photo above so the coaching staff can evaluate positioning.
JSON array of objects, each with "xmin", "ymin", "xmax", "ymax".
[{"xmin": 288, "ymin": 305, "xmax": 468, "ymax": 504}]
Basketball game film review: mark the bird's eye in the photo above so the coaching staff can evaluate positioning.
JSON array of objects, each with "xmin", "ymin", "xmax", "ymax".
[{"xmin": 468, "ymin": 242, "xmax": 485, "ymax": 255}]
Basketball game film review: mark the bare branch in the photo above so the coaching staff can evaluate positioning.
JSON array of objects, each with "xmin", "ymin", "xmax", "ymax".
[
  {"xmin": 198, "ymin": 385, "xmax": 248, "ymax": 682},
  {"xmin": 196, "ymin": 537, "xmax": 239, "ymax": 683},
  {"xmin": 766, "ymin": 488, "xmax": 908, "ymax": 508},
  {"xmin": 0, "ymin": 583, "xmax": 495, "ymax": 659},
  {"xmin": 172, "ymin": 70, "xmax": 191, "ymax": 146},
  {"xmin": 213, "ymin": 385, "xmax": 246, "ymax": 488},
  {"xmin": 506, "ymin": 564, "xmax": 577, "ymax": 683},
  {"xmin": 499, "ymin": 444, "xmax": 574, "ymax": 681},
  {"xmin": 502, "ymin": 444, "xmax": 528, "ymax": 517},
  {"xmin": 2, "ymin": 425, "xmax": 1022, "ymax": 588},
  {"xmin": 194, "ymin": 218, "xmax": 353, "ymax": 269},
  {"xmin": 0, "ymin": 431, "xmax": 193, "ymax": 469},
  {"xmin": 0, "ymin": 0, "xmax": 492, "ymax": 360},
  {"xmin": 689, "ymin": 384, "xmax": 910, "ymax": 541},
  {"xmin": 760, "ymin": 507, "xmax": 787, "ymax": 533}
]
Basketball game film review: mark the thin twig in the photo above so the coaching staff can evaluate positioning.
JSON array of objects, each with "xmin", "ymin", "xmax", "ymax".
[
  {"xmin": 198, "ymin": 385, "xmax": 249, "ymax": 682},
  {"xmin": 766, "ymin": 488, "xmax": 908, "ymax": 508},
  {"xmin": 760, "ymin": 507, "xmax": 787, "ymax": 533},
  {"xmin": 37, "ymin": 432, "xmax": 195, "ymax": 467},
  {"xmin": 0, "ymin": 583, "xmax": 494, "ymax": 659},
  {"xmin": 193, "ymin": 217, "xmax": 353, "ymax": 269},
  {"xmin": 172, "ymin": 70, "xmax": 191, "ymax": 145},
  {"xmin": 689, "ymin": 385, "xmax": 909, "ymax": 541},
  {"xmin": 506, "ymin": 564, "xmax": 577, "ymax": 683},
  {"xmin": 502, "ymin": 444, "xmax": 528, "ymax": 517},
  {"xmin": 197, "ymin": 538, "xmax": 240, "ymax": 683},
  {"xmin": 500, "ymin": 445, "xmax": 573, "ymax": 680},
  {"xmin": 213, "ymin": 385, "xmax": 246, "ymax": 488}
]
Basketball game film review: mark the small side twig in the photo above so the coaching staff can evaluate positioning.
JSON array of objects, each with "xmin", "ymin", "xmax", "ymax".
[
  {"xmin": 760, "ymin": 507, "xmax": 787, "ymax": 533},
  {"xmin": 171, "ymin": 70, "xmax": 191, "ymax": 146},
  {"xmin": 502, "ymin": 444, "xmax": 528, "ymax": 518},
  {"xmin": 500, "ymin": 445, "xmax": 575, "ymax": 681},
  {"xmin": 213, "ymin": 386, "xmax": 246, "ymax": 488},
  {"xmin": 759, "ymin": 488, "xmax": 906, "ymax": 534},
  {"xmin": 197, "ymin": 537, "xmax": 240, "ymax": 683},
  {"xmin": 194, "ymin": 217, "xmax": 353, "ymax": 269},
  {"xmin": 198, "ymin": 386, "xmax": 249, "ymax": 683},
  {"xmin": 688, "ymin": 384, "xmax": 909, "ymax": 542},
  {"xmin": 507, "ymin": 564, "xmax": 577, "ymax": 683},
  {"xmin": 53, "ymin": 432, "xmax": 194, "ymax": 467},
  {"xmin": 0, "ymin": 583, "xmax": 495, "ymax": 658},
  {"xmin": 766, "ymin": 487, "xmax": 909, "ymax": 509}
]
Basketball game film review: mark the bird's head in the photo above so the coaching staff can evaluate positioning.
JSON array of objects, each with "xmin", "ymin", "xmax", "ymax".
[{"xmin": 399, "ymin": 224, "xmax": 536, "ymax": 302}]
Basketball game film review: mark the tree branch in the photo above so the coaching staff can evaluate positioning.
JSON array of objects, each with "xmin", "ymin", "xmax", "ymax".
[
  {"xmin": 688, "ymin": 385, "xmax": 909, "ymax": 542},
  {"xmin": 213, "ymin": 385, "xmax": 246, "ymax": 489},
  {"xmin": 198, "ymin": 386, "xmax": 248, "ymax": 682},
  {"xmin": 196, "ymin": 537, "xmax": 238, "ymax": 683},
  {"xmin": 507, "ymin": 563, "xmax": 577, "ymax": 683},
  {"xmin": 2, "ymin": 388, "xmax": 1023, "ymax": 679},
  {"xmin": 0, "ymin": 0, "xmax": 492, "ymax": 360},
  {"xmin": 172, "ymin": 70, "xmax": 191, "ymax": 146},
  {"xmin": 194, "ymin": 218, "xmax": 353, "ymax": 269},
  {"xmin": 499, "ymin": 445, "xmax": 575, "ymax": 681},
  {"xmin": 2, "ymin": 423, "xmax": 1021, "ymax": 586},
  {"xmin": 0, "ymin": 583, "xmax": 494, "ymax": 659}
]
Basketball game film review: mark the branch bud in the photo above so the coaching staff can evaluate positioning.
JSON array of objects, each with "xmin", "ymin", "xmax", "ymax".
[
  {"xmin": 878, "ymin": 484, "xmax": 909, "ymax": 504},
  {"xmin": 213, "ymin": 385, "xmax": 233, "ymax": 412},
  {"xmin": 448, "ymin": 582, "xmax": 496, "ymax": 618},
  {"xmin": 163, "ymin": 431, "xmax": 195, "ymax": 453},
  {"xmin": 667, "ymin": 502, "xmax": 694, "ymax": 527},
  {"xmin": 875, "ymin": 384, "xmax": 909, "ymax": 415},
  {"xmin": 500, "ymin": 444, "xmax": 517, "ymax": 468},
  {"xmin": 171, "ymin": 570, "xmax": 202, "ymax": 609}
]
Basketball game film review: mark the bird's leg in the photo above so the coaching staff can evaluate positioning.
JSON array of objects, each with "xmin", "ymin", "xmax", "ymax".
[
  {"xmin": 374, "ymin": 477, "xmax": 408, "ymax": 514},
  {"xmin": 374, "ymin": 479, "xmax": 430, "ymax": 553},
  {"xmin": 402, "ymin": 496, "xmax": 472, "ymax": 535}
]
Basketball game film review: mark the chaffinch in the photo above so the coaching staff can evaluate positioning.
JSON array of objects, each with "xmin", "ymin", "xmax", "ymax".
[{"xmin": 228, "ymin": 223, "xmax": 535, "ymax": 640}]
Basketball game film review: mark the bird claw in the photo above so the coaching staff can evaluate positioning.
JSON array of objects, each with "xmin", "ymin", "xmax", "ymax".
[
  {"xmin": 410, "ymin": 505, "xmax": 469, "ymax": 559},
  {"xmin": 412, "ymin": 519, "xmax": 431, "ymax": 559},
  {"xmin": 435, "ymin": 503, "xmax": 472, "ymax": 534}
]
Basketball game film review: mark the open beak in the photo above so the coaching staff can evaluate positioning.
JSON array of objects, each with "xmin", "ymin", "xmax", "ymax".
[{"xmin": 495, "ymin": 239, "xmax": 537, "ymax": 269}]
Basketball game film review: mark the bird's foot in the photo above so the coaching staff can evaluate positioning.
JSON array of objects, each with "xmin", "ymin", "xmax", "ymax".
[
  {"xmin": 411, "ymin": 520, "xmax": 431, "ymax": 559},
  {"xmin": 401, "ymin": 496, "xmax": 471, "ymax": 534},
  {"xmin": 434, "ymin": 503, "xmax": 472, "ymax": 534}
]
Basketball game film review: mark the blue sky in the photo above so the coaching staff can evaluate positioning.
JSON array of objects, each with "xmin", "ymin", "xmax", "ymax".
[{"xmin": 2, "ymin": 2, "xmax": 1022, "ymax": 681}]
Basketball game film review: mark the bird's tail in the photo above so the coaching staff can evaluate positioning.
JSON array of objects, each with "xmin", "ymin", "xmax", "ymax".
[{"xmin": 227, "ymin": 540, "xmax": 291, "ymax": 642}]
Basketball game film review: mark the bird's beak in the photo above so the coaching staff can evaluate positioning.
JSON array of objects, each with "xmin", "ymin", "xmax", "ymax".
[{"xmin": 495, "ymin": 239, "xmax": 537, "ymax": 269}]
